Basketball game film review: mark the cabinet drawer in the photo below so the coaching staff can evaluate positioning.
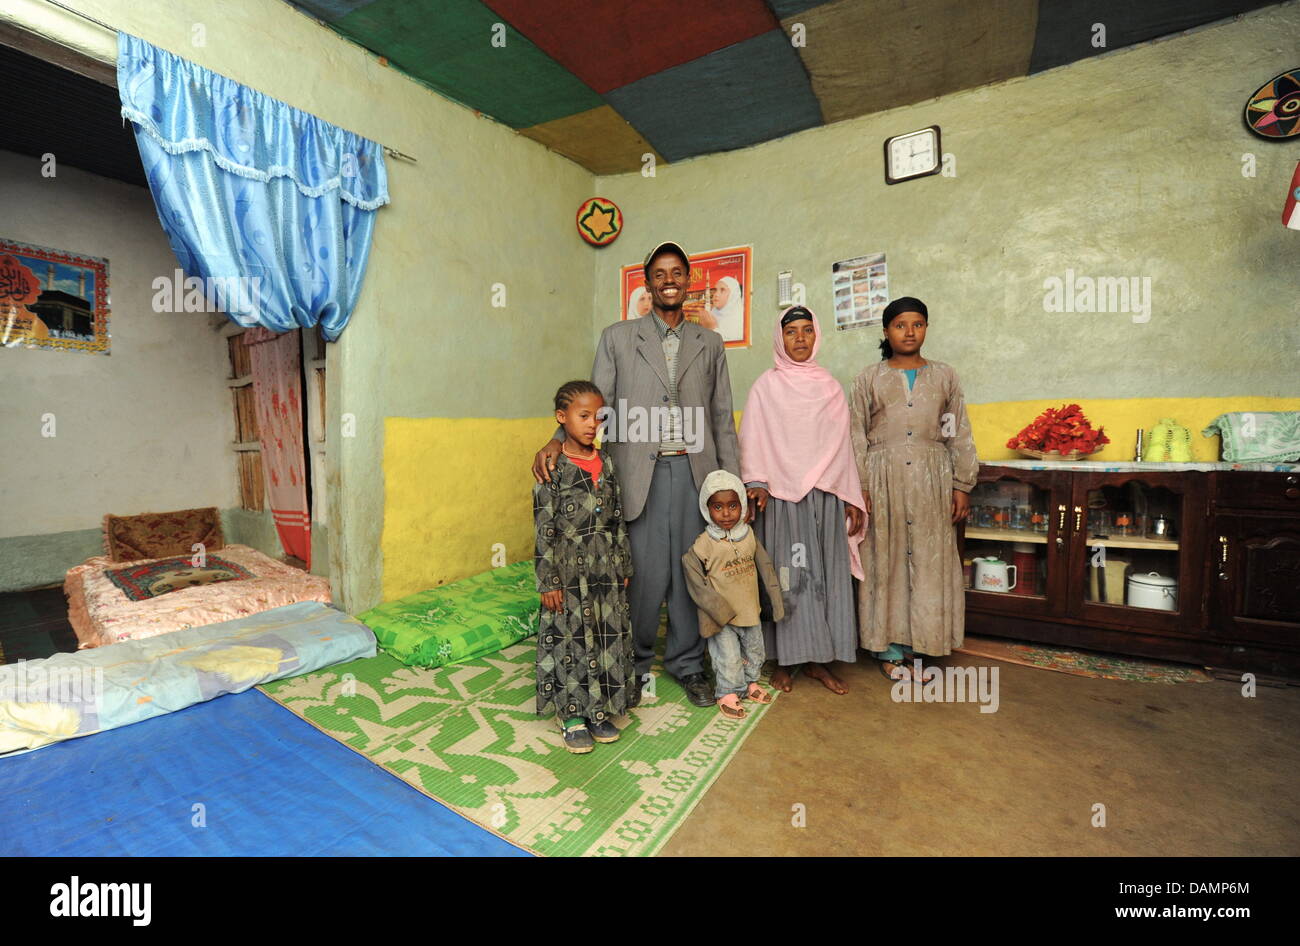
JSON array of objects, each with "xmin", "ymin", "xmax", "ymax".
[{"xmin": 1214, "ymin": 472, "xmax": 1300, "ymax": 512}]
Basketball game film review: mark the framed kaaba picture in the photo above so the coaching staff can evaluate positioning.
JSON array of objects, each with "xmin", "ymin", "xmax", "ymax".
[{"xmin": 0, "ymin": 238, "xmax": 110, "ymax": 354}]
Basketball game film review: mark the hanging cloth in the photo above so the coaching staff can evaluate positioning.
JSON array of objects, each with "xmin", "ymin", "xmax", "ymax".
[
  {"xmin": 117, "ymin": 32, "xmax": 389, "ymax": 340},
  {"xmin": 245, "ymin": 327, "xmax": 311, "ymax": 567}
]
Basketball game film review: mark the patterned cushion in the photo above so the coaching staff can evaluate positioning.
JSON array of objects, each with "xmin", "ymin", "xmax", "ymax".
[
  {"xmin": 105, "ymin": 555, "xmax": 255, "ymax": 602},
  {"xmin": 359, "ymin": 562, "xmax": 538, "ymax": 668},
  {"xmin": 103, "ymin": 507, "xmax": 225, "ymax": 563}
]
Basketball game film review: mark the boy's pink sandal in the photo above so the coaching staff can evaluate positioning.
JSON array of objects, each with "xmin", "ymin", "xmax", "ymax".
[
  {"xmin": 717, "ymin": 696, "xmax": 747, "ymax": 720},
  {"xmin": 744, "ymin": 683, "xmax": 773, "ymax": 704}
]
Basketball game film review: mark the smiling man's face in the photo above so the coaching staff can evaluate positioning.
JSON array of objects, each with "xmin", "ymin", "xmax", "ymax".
[{"xmin": 645, "ymin": 251, "xmax": 690, "ymax": 313}]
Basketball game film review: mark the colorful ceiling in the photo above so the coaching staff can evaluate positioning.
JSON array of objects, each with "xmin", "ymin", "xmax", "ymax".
[{"xmin": 286, "ymin": 0, "xmax": 1279, "ymax": 174}]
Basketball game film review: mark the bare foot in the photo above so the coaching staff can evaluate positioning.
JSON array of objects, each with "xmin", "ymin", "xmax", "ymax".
[
  {"xmin": 771, "ymin": 667, "xmax": 794, "ymax": 692},
  {"xmin": 805, "ymin": 662, "xmax": 849, "ymax": 694}
]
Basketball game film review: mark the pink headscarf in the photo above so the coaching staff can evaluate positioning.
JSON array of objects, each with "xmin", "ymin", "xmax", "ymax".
[{"xmin": 740, "ymin": 306, "xmax": 865, "ymax": 579}]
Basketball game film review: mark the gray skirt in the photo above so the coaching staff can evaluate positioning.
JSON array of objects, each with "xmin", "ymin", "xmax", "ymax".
[{"xmin": 755, "ymin": 488, "xmax": 858, "ymax": 666}]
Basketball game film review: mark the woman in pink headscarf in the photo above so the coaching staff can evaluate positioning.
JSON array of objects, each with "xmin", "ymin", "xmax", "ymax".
[{"xmin": 741, "ymin": 306, "xmax": 866, "ymax": 694}]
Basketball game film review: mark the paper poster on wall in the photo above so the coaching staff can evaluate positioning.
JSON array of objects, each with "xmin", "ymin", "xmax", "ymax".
[
  {"xmin": 0, "ymin": 238, "xmax": 110, "ymax": 354},
  {"xmin": 620, "ymin": 245, "xmax": 752, "ymax": 348},
  {"xmin": 831, "ymin": 251, "xmax": 887, "ymax": 331}
]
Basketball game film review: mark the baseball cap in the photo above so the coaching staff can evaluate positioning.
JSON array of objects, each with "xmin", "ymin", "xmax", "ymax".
[{"xmin": 643, "ymin": 240, "xmax": 690, "ymax": 275}]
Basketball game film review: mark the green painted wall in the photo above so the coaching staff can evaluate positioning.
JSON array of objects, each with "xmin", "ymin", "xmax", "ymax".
[
  {"xmin": 591, "ymin": 4, "xmax": 1300, "ymax": 407},
  {"xmin": 6, "ymin": 0, "xmax": 596, "ymax": 612},
  {"xmin": 8, "ymin": 0, "xmax": 1295, "ymax": 612}
]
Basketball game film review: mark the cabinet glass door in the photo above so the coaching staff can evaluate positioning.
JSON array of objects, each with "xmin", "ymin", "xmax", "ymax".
[
  {"xmin": 964, "ymin": 475, "xmax": 1058, "ymax": 612},
  {"xmin": 1071, "ymin": 475, "xmax": 1193, "ymax": 630}
]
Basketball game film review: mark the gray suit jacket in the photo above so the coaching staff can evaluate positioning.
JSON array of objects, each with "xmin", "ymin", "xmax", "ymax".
[{"xmin": 578, "ymin": 316, "xmax": 740, "ymax": 523}]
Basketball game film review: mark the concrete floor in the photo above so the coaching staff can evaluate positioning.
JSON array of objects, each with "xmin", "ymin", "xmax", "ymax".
[{"xmin": 662, "ymin": 652, "xmax": 1300, "ymax": 856}]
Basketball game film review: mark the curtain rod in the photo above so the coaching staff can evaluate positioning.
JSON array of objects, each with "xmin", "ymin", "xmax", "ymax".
[{"xmin": 41, "ymin": 0, "xmax": 418, "ymax": 164}]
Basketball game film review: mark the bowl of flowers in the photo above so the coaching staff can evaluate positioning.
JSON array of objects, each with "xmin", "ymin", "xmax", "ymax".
[{"xmin": 1006, "ymin": 404, "xmax": 1110, "ymax": 460}]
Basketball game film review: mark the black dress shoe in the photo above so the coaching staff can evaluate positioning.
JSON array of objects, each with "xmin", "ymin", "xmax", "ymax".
[{"xmin": 678, "ymin": 672, "xmax": 715, "ymax": 708}]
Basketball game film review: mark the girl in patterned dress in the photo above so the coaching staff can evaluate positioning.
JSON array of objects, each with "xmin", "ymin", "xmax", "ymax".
[{"xmin": 534, "ymin": 380, "xmax": 635, "ymax": 754}]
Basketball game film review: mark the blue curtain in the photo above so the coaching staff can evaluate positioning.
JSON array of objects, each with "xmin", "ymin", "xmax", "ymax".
[{"xmin": 117, "ymin": 32, "xmax": 389, "ymax": 341}]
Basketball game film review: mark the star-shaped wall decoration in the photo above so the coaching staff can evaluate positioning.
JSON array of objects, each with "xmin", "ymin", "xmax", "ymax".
[{"xmin": 576, "ymin": 197, "xmax": 623, "ymax": 246}]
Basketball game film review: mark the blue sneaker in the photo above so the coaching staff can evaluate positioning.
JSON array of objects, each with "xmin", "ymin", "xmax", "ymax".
[
  {"xmin": 560, "ymin": 719, "xmax": 594, "ymax": 754},
  {"xmin": 587, "ymin": 718, "xmax": 620, "ymax": 743}
]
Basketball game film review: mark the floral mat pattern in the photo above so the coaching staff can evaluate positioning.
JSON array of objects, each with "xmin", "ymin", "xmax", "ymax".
[
  {"xmin": 258, "ymin": 639, "xmax": 776, "ymax": 856},
  {"xmin": 955, "ymin": 635, "xmax": 1213, "ymax": 683}
]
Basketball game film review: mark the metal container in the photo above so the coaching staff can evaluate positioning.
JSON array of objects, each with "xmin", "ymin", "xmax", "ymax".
[{"xmin": 1126, "ymin": 571, "xmax": 1178, "ymax": 611}]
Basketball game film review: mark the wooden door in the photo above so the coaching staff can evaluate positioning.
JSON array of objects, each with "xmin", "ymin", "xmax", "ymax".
[{"xmin": 1209, "ymin": 513, "xmax": 1300, "ymax": 648}]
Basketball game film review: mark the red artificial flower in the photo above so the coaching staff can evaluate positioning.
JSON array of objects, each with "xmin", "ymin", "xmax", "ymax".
[{"xmin": 1009, "ymin": 405, "xmax": 1108, "ymax": 453}]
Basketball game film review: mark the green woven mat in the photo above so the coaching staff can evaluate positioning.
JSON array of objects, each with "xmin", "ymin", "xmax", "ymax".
[{"xmin": 259, "ymin": 639, "xmax": 775, "ymax": 856}]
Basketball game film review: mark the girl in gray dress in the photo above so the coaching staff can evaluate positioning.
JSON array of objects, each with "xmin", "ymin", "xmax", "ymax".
[
  {"xmin": 850, "ymin": 298, "xmax": 977, "ymax": 680},
  {"xmin": 741, "ymin": 307, "xmax": 866, "ymax": 694}
]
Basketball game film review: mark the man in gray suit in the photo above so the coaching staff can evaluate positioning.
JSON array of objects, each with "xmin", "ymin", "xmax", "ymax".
[{"xmin": 532, "ymin": 241, "xmax": 753, "ymax": 708}]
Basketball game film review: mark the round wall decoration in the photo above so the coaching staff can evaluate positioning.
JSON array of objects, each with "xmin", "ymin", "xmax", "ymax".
[
  {"xmin": 1245, "ymin": 69, "xmax": 1300, "ymax": 139},
  {"xmin": 576, "ymin": 197, "xmax": 622, "ymax": 246}
]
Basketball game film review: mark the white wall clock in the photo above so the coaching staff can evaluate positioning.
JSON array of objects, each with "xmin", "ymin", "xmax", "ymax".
[{"xmin": 884, "ymin": 126, "xmax": 941, "ymax": 184}]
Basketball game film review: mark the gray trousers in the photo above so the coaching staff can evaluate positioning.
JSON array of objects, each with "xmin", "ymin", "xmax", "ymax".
[{"xmin": 627, "ymin": 455, "xmax": 705, "ymax": 680}]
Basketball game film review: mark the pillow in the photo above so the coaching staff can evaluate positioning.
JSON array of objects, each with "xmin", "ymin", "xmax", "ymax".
[
  {"xmin": 103, "ymin": 507, "xmax": 225, "ymax": 563},
  {"xmin": 105, "ymin": 555, "xmax": 255, "ymax": 602},
  {"xmin": 1202, "ymin": 412, "xmax": 1300, "ymax": 463},
  {"xmin": 359, "ymin": 561, "xmax": 538, "ymax": 668}
]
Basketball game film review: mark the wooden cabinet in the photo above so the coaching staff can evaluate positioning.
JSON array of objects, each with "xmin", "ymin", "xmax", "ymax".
[
  {"xmin": 961, "ymin": 465, "xmax": 1300, "ymax": 678},
  {"xmin": 1208, "ymin": 471, "xmax": 1300, "ymax": 656}
]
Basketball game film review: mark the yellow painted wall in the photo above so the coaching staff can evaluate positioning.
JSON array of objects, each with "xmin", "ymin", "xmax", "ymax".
[
  {"xmin": 382, "ymin": 417, "xmax": 543, "ymax": 603},
  {"xmin": 971, "ymin": 397, "xmax": 1300, "ymax": 462},
  {"xmin": 383, "ymin": 399, "xmax": 1298, "ymax": 604}
]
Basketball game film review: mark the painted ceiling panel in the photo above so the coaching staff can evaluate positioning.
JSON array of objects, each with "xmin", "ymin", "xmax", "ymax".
[
  {"xmin": 518, "ymin": 104, "xmax": 665, "ymax": 175},
  {"xmin": 481, "ymin": 0, "xmax": 781, "ymax": 94},
  {"xmin": 292, "ymin": 0, "xmax": 376, "ymax": 18},
  {"xmin": 1028, "ymin": 0, "xmax": 1279, "ymax": 72},
  {"xmin": 766, "ymin": 0, "xmax": 831, "ymax": 17},
  {"xmin": 282, "ymin": 0, "xmax": 1286, "ymax": 173},
  {"xmin": 303, "ymin": 0, "xmax": 602, "ymax": 127},
  {"xmin": 790, "ymin": 0, "xmax": 1040, "ymax": 125},
  {"xmin": 604, "ymin": 29, "xmax": 823, "ymax": 162}
]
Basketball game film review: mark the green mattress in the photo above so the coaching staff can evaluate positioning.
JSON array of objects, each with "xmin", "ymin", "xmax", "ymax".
[{"xmin": 359, "ymin": 561, "xmax": 538, "ymax": 668}]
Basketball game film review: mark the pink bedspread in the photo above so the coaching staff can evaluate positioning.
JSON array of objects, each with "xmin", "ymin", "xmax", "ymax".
[{"xmin": 65, "ymin": 544, "xmax": 331, "ymax": 648}]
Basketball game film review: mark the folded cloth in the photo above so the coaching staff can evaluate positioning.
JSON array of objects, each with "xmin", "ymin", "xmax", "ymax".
[
  {"xmin": 0, "ymin": 601, "xmax": 375, "ymax": 755},
  {"xmin": 1202, "ymin": 411, "xmax": 1300, "ymax": 463}
]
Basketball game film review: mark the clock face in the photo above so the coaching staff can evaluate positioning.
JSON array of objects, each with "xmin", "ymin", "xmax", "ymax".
[{"xmin": 885, "ymin": 127, "xmax": 940, "ymax": 183}]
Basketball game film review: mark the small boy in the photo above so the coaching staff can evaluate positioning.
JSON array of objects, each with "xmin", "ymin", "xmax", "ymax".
[{"xmin": 681, "ymin": 470, "xmax": 785, "ymax": 719}]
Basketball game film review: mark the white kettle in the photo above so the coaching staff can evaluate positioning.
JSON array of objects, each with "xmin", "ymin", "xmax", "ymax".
[{"xmin": 973, "ymin": 556, "xmax": 1017, "ymax": 593}]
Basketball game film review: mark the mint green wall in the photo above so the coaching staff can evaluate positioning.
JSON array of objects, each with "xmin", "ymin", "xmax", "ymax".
[
  {"xmin": 591, "ymin": 5, "xmax": 1300, "ymax": 407},
  {"xmin": 9, "ymin": 1, "xmax": 1294, "ymax": 611},
  {"xmin": 6, "ymin": 0, "xmax": 596, "ymax": 611}
]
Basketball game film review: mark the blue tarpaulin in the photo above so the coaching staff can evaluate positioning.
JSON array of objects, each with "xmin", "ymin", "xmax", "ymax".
[{"xmin": 0, "ymin": 689, "xmax": 528, "ymax": 856}]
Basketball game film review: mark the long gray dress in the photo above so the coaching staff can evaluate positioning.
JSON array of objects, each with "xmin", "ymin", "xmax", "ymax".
[
  {"xmin": 850, "ymin": 360, "xmax": 978, "ymax": 656},
  {"xmin": 749, "ymin": 484, "xmax": 858, "ymax": 666}
]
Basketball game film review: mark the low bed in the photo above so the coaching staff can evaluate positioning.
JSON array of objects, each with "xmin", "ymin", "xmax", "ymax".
[{"xmin": 63, "ymin": 507, "xmax": 330, "ymax": 649}]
